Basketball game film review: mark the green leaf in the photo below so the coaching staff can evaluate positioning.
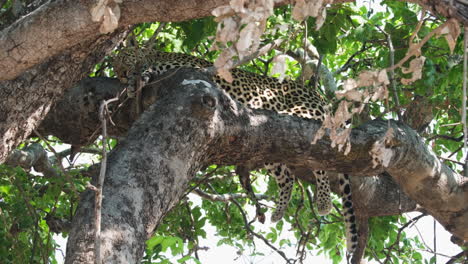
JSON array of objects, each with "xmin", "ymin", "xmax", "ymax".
[{"xmin": 146, "ymin": 236, "xmax": 165, "ymax": 250}]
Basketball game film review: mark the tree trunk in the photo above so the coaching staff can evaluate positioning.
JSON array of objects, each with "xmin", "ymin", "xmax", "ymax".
[{"xmin": 62, "ymin": 69, "xmax": 467, "ymax": 262}]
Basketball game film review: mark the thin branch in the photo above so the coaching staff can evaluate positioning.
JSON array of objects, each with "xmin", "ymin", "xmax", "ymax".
[
  {"xmin": 383, "ymin": 213, "xmax": 427, "ymax": 263},
  {"xmin": 438, "ymin": 156, "xmax": 465, "ymax": 166},
  {"xmin": 463, "ymin": 25, "xmax": 468, "ymax": 177},
  {"xmin": 182, "ymin": 166, "xmax": 220, "ymax": 199},
  {"xmin": 204, "ymin": 39, "xmax": 284, "ymax": 75},
  {"xmin": 378, "ymin": 25, "xmax": 401, "ymax": 120},
  {"xmin": 409, "ymin": 9, "xmax": 427, "ymax": 44},
  {"xmin": 33, "ymin": 130, "xmax": 78, "ymax": 196},
  {"xmin": 386, "ymin": 18, "xmax": 452, "ymax": 72},
  {"xmin": 334, "ymin": 42, "xmax": 369, "ymax": 75},
  {"xmin": 428, "ymin": 134, "xmax": 464, "ymax": 142},
  {"xmin": 236, "ymin": 166, "xmax": 265, "ymax": 222},
  {"xmin": 230, "ymin": 198, "xmax": 295, "ymax": 264},
  {"xmin": 93, "ymin": 97, "xmax": 119, "ymax": 264},
  {"xmin": 192, "ymin": 188, "xmax": 269, "ymax": 202},
  {"xmin": 146, "ymin": 22, "xmax": 167, "ymax": 47},
  {"xmin": 184, "ymin": 200, "xmax": 201, "ymax": 261},
  {"xmin": 448, "ymin": 144, "xmax": 464, "ymax": 158},
  {"xmin": 445, "ymin": 251, "xmax": 467, "ymax": 264}
]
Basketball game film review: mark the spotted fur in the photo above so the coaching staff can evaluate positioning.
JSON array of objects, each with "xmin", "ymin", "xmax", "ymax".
[{"xmin": 113, "ymin": 47, "xmax": 358, "ymax": 254}]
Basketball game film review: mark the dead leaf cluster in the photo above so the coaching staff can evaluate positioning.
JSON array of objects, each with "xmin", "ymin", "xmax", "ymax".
[
  {"xmin": 292, "ymin": 0, "xmax": 333, "ymax": 29},
  {"xmin": 90, "ymin": 0, "xmax": 122, "ymax": 34},
  {"xmin": 211, "ymin": 0, "xmax": 275, "ymax": 81},
  {"xmin": 313, "ymin": 70, "xmax": 390, "ymax": 155}
]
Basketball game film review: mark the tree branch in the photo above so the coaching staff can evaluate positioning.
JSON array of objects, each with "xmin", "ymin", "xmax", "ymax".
[
  {"xmin": 5, "ymin": 143, "xmax": 60, "ymax": 178},
  {"xmin": 63, "ymin": 69, "xmax": 467, "ymax": 262},
  {"xmin": 192, "ymin": 188, "xmax": 270, "ymax": 202}
]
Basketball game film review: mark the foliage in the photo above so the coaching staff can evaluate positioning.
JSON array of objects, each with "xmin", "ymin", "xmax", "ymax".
[
  {"xmin": 1, "ymin": 1, "xmax": 467, "ymax": 263},
  {"xmin": 0, "ymin": 162, "xmax": 88, "ymax": 263}
]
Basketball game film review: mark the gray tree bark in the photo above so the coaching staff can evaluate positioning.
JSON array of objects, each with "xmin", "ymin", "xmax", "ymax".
[
  {"xmin": 56, "ymin": 69, "xmax": 466, "ymax": 263},
  {"xmin": 1, "ymin": 0, "xmax": 468, "ymax": 263},
  {"xmin": 1, "ymin": 0, "xmax": 468, "ymax": 163}
]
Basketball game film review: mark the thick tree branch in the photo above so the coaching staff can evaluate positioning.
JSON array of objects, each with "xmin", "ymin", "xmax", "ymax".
[
  {"xmin": 0, "ymin": 30, "xmax": 126, "ymax": 163},
  {"xmin": 5, "ymin": 143, "xmax": 60, "ymax": 178},
  {"xmin": 0, "ymin": 0, "xmax": 296, "ymax": 82},
  {"xmin": 37, "ymin": 75, "xmax": 419, "ymax": 218},
  {"xmin": 1, "ymin": 0, "xmax": 467, "ymax": 164},
  {"xmin": 64, "ymin": 69, "xmax": 467, "ymax": 263}
]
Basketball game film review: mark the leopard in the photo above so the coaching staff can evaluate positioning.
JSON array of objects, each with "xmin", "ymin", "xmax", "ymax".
[{"xmin": 112, "ymin": 46, "xmax": 359, "ymax": 254}]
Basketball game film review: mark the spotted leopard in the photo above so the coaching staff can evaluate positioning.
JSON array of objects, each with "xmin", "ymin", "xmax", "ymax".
[{"xmin": 112, "ymin": 47, "xmax": 358, "ymax": 254}]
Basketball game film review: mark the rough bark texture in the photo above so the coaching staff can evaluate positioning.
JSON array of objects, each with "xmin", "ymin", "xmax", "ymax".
[
  {"xmin": 1, "ymin": 0, "xmax": 468, "ymax": 263},
  {"xmin": 0, "ymin": 29, "xmax": 126, "ymax": 163},
  {"xmin": 60, "ymin": 69, "xmax": 467, "ymax": 263},
  {"xmin": 65, "ymin": 70, "xmax": 222, "ymax": 263},
  {"xmin": 2, "ymin": 0, "xmax": 468, "ymax": 164},
  {"xmin": 38, "ymin": 75, "xmax": 419, "ymax": 219},
  {"xmin": 0, "ymin": 0, "xmax": 269, "ymax": 163}
]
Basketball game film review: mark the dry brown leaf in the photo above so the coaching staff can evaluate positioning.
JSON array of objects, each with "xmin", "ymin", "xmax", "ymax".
[
  {"xmin": 90, "ymin": 0, "xmax": 120, "ymax": 33},
  {"xmin": 212, "ymin": 5, "xmax": 234, "ymax": 21},
  {"xmin": 212, "ymin": 0, "xmax": 274, "ymax": 80},
  {"xmin": 401, "ymin": 56, "xmax": 426, "ymax": 85},
  {"xmin": 378, "ymin": 69, "xmax": 390, "ymax": 85},
  {"xmin": 90, "ymin": 0, "xmax": 108, "ymax": 22},
  {"xmin": 271, "ymin": 55, "xmax": 288, "ymax": 82},
  {"xmin": 315, "ymin": 6, "xmax": 327, "ymax": 30},
  {"xmin": 291, "ymin": 0, "xmax": 331, "ymax": 29},
  {"xmin": 100, "ymin": 5, "xmax": 120, "ymax": 34},
  {"xmin": 215, "ymin": 17, "xmax": 239, "ymax": 43},
  {"xmin": 438, "ymin": 18, "xmax": 461, "ymax": 53},
  {"xmin": 230, "ymin": 0, "xmax": 246, "ymax": 12}
]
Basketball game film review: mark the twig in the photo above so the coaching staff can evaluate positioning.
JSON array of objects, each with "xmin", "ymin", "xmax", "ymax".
[
  {"xmin": 230, "ymin": 199, "xmax": 295, "ymax": 263},
  {"xmin": 409, "ymin": 9, "xmax": 427, "ymax": 44},
  {"xmin": 93, "ymin": 97, "xmax": 119, "ymax": 264},
  {"xmin": 33, "ymin": 130, "xmax": 78, "ymax": 197},
  {"xmin": 182, "ymin": 166, "xmax": 220, "ymax": 199},
  {"xmin": 463, "ymin": 25, "xmax": 468, "ymax": 177},
  {"xmin": 334, "ymin": 43, "xmax": 369, "ymax": 75},
  {"xmin": 445, "ymin": 251, "xmax": 467, "ymax": 264},
  {"xmin": 301, "ymin": 21, "xmax": 308, "ymax": 86},
  {"xmin": 433, "ymin": 218, "xmax": 437, "ymax": 264},
  {"xmin": 383, "ymin": 213, "xmax": 426, "ymax": 263},
  {"xmin": 311, "ymin": 53, "xmax": 323, "ymax": 90},
  {"xmin": 440, "ymin": 122, "xmax": 461, "ymax": 127},
  {"xmin": 184, "ymin": 200, "xmax": 201, "ymax": 260},
  {"xmin": 448, "ymin": 144, "xmax": 463, "ymax": 158},
  {"xmin": 305, "ymin": 188, "xmax": 322, "ymax": 230},
  {"xmin": 428, "ymin": 134, "xmax": 464, "ymax": 142},
  {"xmin": 192, "ymin": 188, "xmax": 269, "ymax": 202},
  {"xmin": 418, "ymin": 249, "xmax": 464, "ymax": 259},
  {"xmin": 378, "ymin": 25, "xmax": 401, "ymax": 120},
  {"xmin": 438, "ymin": 156, "xmax": 465, "ymax": 166},
  {"xmin": 386, "ymin": 18, "xmax": 451, "ymax": 72},
  {"xmin": 236, "ymin": 166, "xmax": 265, "ymax": 222},
  {"xmin": 370, "ymin": 248, "xmax": 385, "ymax": 264},
  {"xmin": 204, "ymin": 39, "xmax": 284, "ymax": 75}
]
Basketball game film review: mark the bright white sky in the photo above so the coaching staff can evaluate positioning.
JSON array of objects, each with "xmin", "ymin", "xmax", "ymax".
[{"xmin": 54, "ymin": 1, "xmax": 462, "ymax": 263}]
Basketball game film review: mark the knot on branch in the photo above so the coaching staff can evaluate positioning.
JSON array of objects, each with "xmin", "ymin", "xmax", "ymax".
[
  {"xmin": 181, "ymin": 79, "xmax": 218, "ymax": 118},
  {"xmin": 370, "ymin": 127, "xmax": 398, "ymax": 168}
]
